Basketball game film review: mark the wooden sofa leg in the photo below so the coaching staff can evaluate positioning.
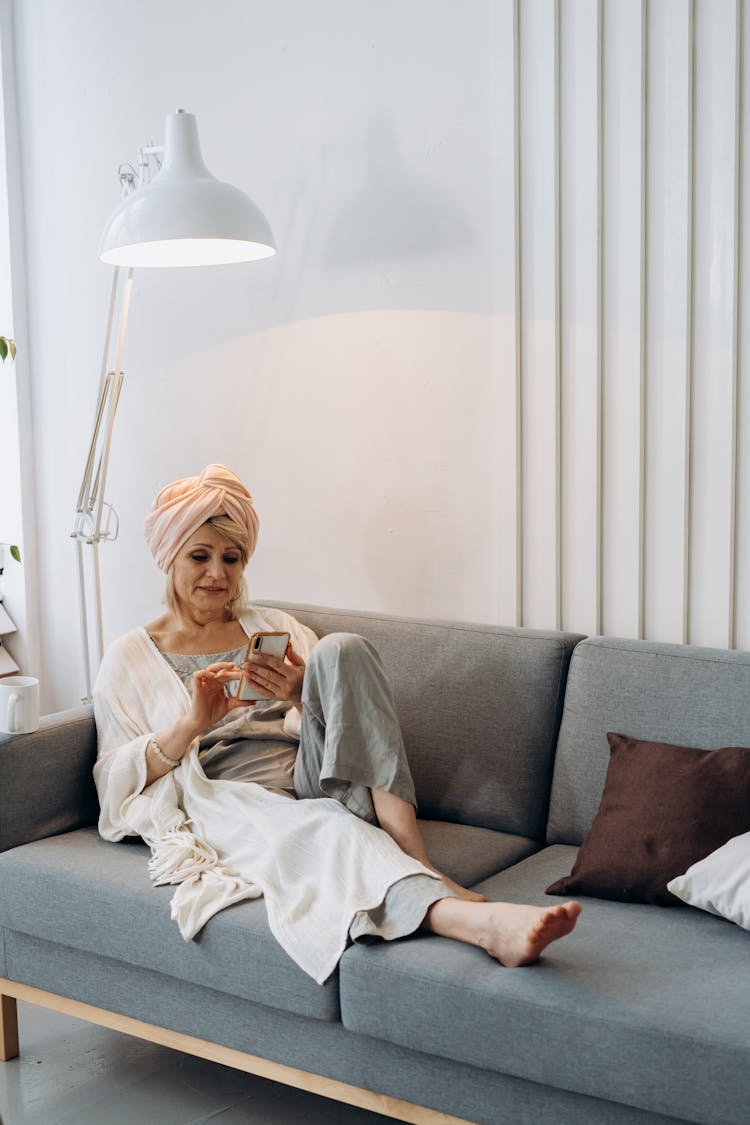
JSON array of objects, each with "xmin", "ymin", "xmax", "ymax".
[{"xmin": 1, "ymin": 993, "xmax": 19, "ymax": 1060}]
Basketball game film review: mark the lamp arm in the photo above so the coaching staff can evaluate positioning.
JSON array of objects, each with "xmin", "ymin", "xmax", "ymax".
[
  {"xmin": 74, "ymin": 266, "xmax": 121, "ymax": 526},
  {"xmin": 93, "ymin": 269, "xmax": 133, "ymax": 540},
  {"xmin": 74, "ymin": 372, "xmax": 112, "ymax": 529},
  {"xmin": 72, "ymin": 265, "xmax": 134, "ymax": 701}
]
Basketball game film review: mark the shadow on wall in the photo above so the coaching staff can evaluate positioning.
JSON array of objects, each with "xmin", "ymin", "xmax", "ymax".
[
  {"xmin": 324, "ymin": 113, "xmax": 473, "ymax": 266},
  {"xmin": 118, "ymin": 111, "xmax": 480, "ymax": 375}
]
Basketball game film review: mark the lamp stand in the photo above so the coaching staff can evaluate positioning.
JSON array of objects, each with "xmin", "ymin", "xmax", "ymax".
[{"xmin": 71, "ymin": 266, "xmax": 133, "ymax": 702}]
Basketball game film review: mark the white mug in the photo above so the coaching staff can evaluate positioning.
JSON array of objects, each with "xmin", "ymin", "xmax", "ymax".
[{"xmin": 0, "ymin": 675, "xmax": 40, "ymax": 734}]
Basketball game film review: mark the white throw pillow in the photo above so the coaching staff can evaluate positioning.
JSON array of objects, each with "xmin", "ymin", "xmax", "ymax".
[{"xmin": 667, "ymin": 830, "xmax": 750, "ymax": 930}]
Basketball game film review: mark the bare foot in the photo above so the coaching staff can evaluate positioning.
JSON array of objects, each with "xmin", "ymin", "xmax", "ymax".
[{"xmin": 476, "ymin": 901, "xmax": 582, "ymax": 966}]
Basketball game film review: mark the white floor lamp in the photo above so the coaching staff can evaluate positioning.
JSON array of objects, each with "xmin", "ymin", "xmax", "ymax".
[{"xmin": 72, "ymin": 108, "xmax": 276, "ymax": 702}]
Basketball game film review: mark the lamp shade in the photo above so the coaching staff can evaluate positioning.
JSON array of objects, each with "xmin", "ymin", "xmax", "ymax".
[{"xmin": 99, "ymin": 110, "xmax": 276, "ymax": 267}]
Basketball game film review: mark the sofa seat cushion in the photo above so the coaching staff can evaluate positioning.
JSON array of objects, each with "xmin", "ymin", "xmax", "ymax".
[
  {"xmin": 0, "ymin": 827, "xmax": 340, "ymax": 1022},
  {"xmin": 418, "ymin": 820, "xmax": 540, "ymax": 886},
  {"xmin": 0, "ymin": 821, "xmax": 529, "ymax": 1023},
  {"xmin": 339, "ymin": 846, "xmax": 750, "ymax": 1125}
]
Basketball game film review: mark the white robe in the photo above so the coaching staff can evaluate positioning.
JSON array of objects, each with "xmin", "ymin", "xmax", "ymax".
[{"xmin": 93, "ymin": 605, "xmax": 436, "ymax": 983}]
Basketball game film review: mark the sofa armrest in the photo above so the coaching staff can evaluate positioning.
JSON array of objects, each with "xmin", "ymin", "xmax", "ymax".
[{"xmin": 0, "ymin": 706, "xmax": 99, "ymax": 853}]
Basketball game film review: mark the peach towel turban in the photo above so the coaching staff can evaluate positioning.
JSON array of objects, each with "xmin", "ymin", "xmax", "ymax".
[{"xmin": 144, "ymin": 464, "xmax": 260, "ymax": 572}]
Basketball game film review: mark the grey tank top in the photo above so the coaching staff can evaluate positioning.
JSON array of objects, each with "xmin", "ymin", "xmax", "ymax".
[{"xmin": 162, "ymin": 645, "xmax": 297, "ymax": 796}]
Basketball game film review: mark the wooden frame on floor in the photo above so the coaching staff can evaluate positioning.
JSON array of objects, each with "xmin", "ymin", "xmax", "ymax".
[{"xmin": 0, "ymin": 978, "xmax": 474, "ymax": 1125}]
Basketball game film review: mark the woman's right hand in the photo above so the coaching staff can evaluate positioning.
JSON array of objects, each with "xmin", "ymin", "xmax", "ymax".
[
  {"xmin": 189, "ymin": 661, "xmax": 248, "ymax": 734},
  {"xmin": 146, "ymin": 663, "xmax": 249, "ymax": 785}
]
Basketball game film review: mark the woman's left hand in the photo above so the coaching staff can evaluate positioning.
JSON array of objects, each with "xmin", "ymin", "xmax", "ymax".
[{"xmin": 242, "ymin": 642, "xmax": 306, "ymax": 707}]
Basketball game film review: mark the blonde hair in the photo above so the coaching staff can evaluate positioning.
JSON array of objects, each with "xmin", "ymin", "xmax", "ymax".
[{"xmin": 164, "ymin": 515, "xmax": 250, "ymax": 618}]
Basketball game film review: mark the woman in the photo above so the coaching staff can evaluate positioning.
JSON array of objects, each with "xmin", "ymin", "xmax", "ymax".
[{"xmin": 94, "ymin": 464, "xmax": 581, "ymax": 983}]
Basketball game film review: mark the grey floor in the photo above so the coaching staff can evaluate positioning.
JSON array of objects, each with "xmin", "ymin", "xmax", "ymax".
[{"xmin": 0, "ymin": 1002, "xmax": 394, "ymax": 1125}]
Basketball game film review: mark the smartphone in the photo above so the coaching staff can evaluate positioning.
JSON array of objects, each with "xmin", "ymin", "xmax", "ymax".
[{"xmin": 233, "ymin": 631, "xmax": 290, "ymax": 702}]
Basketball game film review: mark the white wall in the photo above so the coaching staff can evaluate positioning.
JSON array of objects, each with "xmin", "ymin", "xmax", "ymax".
[
  {"xmin": 7, "ymin": 0, "xmax": 750, "ymax": 712},
  {"xmin": 0, "ymin": 0, "xmax": 38, "ymax": 679}
]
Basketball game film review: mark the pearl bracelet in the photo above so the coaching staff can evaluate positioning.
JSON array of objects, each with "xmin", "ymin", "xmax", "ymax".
[{"xmin": 148, "ymin": 736, "xmax": 180, "ymax": 768}]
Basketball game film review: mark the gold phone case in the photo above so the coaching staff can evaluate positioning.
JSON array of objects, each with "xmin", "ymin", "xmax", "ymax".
[{"xmin": 236, "ymin": 631, "xmax": 290, "ymax": 700}]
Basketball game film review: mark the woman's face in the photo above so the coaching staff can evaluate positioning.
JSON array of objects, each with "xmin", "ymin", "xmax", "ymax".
[{"xmin": 171, "ymin": 523, "xmax": 244, "ymax": 617}]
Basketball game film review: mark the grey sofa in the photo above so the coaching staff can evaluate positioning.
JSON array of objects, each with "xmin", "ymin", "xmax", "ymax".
[{"xmin": 1, "ymin": 601, "xmax": 749, "ymax": 1125}]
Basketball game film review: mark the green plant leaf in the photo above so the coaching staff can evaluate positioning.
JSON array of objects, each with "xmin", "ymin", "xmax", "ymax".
[
  {"xmin": 0, "ymin": 337, "xmax": 16, "ymax": 362},
  {"xmin": 9, "ymin": 545, "xmax": 21, "ymax": 563}
]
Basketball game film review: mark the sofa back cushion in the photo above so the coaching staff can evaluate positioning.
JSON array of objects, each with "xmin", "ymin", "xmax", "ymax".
[
  {"xmin": 262, "ymin": 602, "xmax": 583, "ymax": 838},
  {"xmin": 547, "ymin": 636, "xmax": 750, "ymax": 845}
]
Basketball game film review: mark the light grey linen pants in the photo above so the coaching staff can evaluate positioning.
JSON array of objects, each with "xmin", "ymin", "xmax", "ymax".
[{"xmin": 293, "ymin": 632, "xmax": 417, "ymax": 821}]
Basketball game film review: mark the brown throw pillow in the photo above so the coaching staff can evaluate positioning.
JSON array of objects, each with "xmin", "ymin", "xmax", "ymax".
[{"xmin": 546, "ymin": 733, "xmax": 750, "ymax": 905}]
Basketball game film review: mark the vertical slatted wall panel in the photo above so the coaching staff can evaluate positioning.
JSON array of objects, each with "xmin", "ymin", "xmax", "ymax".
[
  {"xmin": 513, "ymin": 0, "xmax": 524, "ymax": 627},
  {"xmin": 596, "ymin": 0, "xmax": 605, "ymax": 636},
  {"xmin": 504, "ymin": 0, "xmax": 747, "ymax": 648},
  {"xmin": 554, "ymin": 0, "xmax": 563, "ymax": 630},
  {"xmin": 730, "ymin": 0, "xmax": 744, "ymax": 648},
  {"xmin": 683, "ymin": 0, "xmax": 696, "ymax": 643}
]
